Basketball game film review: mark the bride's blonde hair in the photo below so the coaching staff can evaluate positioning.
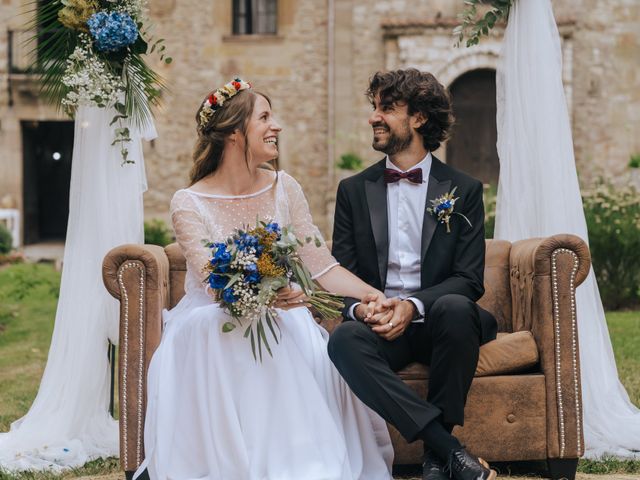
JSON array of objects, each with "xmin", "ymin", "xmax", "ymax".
[{"xmin": 190, "ymin": 89, "xmax": 278, "ymax": 185}]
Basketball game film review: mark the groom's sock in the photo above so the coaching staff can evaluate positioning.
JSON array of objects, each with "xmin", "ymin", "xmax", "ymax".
[{"xmin": 419, "ymin": 419, "xmax": 462, "ymax": 461}]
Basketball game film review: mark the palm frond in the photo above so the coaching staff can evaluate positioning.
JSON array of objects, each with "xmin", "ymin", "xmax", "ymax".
[
  {"xmin": 21, "ymin": 0, "xmax": 76, "ymax": 110},
  {"xmin": 122, "ymin": 53, "xmax": 167, "ymax": 128}
]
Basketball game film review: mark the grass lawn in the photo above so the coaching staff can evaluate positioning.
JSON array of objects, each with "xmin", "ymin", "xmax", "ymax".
[{"xmin": 0, "ymin": 262, "xmax": 638, "ymax": 479}]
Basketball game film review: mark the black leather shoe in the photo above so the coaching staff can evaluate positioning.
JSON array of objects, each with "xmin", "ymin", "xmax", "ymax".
[
  {"xmin": 423, "ymin": 449, "xmax": 449, "ymax": 480},
  {"xmin": 446, "ymin": 447, "xmax": 497, "ymax": 480}
]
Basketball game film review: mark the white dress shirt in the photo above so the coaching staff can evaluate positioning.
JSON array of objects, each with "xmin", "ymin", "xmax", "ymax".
[{"xmin": 349, "ymin": 153, "xmax": 431, "ymax": 322}]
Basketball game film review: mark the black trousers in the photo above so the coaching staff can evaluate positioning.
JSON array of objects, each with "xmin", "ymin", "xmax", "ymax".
[{"xmin": 328, "ymin": 293, "xmax": 481, "ymax": 442}]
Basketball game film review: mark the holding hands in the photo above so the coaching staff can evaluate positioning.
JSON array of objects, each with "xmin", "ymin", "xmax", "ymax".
[{"xmin": 355, "ymin": 294, "xmax": 417, "ymax": 341}]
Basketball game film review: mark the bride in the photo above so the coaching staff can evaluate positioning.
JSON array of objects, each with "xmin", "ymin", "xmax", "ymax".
[{"xmin": 133, "ymin": 79, "xmax": 394, "ymax": 480}]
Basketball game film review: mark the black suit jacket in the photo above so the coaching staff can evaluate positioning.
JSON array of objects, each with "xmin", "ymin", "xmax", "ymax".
[{"xmin": 331, "ymin": 156, "xmax": 497, "ymax": 345}]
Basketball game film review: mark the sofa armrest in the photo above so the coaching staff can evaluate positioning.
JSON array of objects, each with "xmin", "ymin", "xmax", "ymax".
[
  {"xmin": 509, "ymin": 234, "xmax": 590, "ymax": 460},
  {"xmin": 102, "ymin": 244, "xmax": 170, "ymax": 473}
]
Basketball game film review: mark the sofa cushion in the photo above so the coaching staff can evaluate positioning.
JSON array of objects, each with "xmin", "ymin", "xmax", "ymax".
[{"xmin": 398, "ymin": 331, "xmax": 538, "ymax": 379}]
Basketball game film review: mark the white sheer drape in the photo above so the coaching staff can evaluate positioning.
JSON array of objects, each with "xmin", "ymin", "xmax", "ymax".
[
  {"xmin": 0, "ymin": 106, "xmax": 155, "ymax": 471},
  {"xmin": 495, "ymin": 0, "xmax": 640, "ymax": 458}
]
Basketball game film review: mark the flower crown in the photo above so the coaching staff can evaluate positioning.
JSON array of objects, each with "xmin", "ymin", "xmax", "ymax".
[{"xmin": 198, "ymin": 78, "xmax": 252, "ymax": 128}]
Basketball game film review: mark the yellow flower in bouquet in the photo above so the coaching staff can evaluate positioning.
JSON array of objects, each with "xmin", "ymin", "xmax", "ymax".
[{"xmin": 58, "ymin": 0, "xmax": 97, "ymax": 32}]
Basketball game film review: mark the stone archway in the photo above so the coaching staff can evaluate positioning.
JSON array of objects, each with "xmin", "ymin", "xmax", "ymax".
[
  {"xmin": 446, "ymin": 68, "xmax": 500, "ymax": 186},
  {"xmin": 435, "ymin": 47, "xmax": 500, "ymax": 89}
]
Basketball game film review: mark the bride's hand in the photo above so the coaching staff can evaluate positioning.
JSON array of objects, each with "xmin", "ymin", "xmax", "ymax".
[
  {"xmin": 357, "ymin": 292, "xmax": 388, "ymax": 323},
  {"xmin": 274, "ymin": 286, "xmax": 311, "ymax": 310}
]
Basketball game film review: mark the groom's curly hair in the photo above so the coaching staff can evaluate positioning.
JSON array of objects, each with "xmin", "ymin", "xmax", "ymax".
[{"xmin": 367, "ymin": 69, "xmax": 454, "ymax": 152}]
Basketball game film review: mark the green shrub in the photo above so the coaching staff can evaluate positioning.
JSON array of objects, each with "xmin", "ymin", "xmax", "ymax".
[
  {"xmin": 629, "ymin": 153, "xmax": 640, "ymax": 169},
  {"xmin": 582, "ymin": 178, "xmax": 640, "ymax": 309},
  {"xmin": 144, "ymin": 218, "xmax": 173, "ymax": 247},
  {"xmin": 0, "ymin": 223, "xmax": 12, "ymax": 254},
  {"xmin": 336, "ymin": 152, "xmax": 363, "ymax": 171},
  {"xmin": 483, "ymin": 184, "xmax": 497, "ymax": 239}
]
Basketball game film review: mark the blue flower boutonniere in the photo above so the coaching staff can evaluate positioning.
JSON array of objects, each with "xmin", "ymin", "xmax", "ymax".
[{"xmin": 427, "ymin": 186, "xmax": 473, "ymax": 233}]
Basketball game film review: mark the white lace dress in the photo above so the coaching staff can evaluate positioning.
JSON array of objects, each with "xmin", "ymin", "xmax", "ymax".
[{"xmin": 134, "ymin": 171, "xmax": 393, "ymax": 480}]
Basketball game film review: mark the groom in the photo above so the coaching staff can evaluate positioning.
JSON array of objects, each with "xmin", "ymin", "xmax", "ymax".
[{"xmin": 328, "ymin": 69, "xmax": 498, "ymax": 480}]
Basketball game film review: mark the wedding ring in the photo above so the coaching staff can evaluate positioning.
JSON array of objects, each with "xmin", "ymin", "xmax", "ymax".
[{"xmin": 389, "ymin": 321, "xmax": 394, "ymax": 328}]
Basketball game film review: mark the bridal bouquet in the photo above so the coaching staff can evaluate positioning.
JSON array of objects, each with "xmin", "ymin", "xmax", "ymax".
[{"xmin": 203, "ymin": 221, "xmax": 344, "ymax": 361}]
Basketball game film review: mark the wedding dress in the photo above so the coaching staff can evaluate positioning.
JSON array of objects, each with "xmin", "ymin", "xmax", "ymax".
[{"xmin": 134, "ymin": 170, "xmax": 394, "ymax": 480}]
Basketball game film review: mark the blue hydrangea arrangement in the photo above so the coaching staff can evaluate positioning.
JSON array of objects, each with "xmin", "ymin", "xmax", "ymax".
[
  {"xmin": 87, "ymin": 11, "xmax": 139, "ymax": 53},
  {"xmin": 32, "ymin": 0, "xmax": 172, "ymax": 163}
]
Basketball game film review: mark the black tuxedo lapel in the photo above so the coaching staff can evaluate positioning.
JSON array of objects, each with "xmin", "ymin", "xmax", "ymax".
[
  {"xmin": 364, "ymin": 174, "xmax": 389, "ymax": 289},
  {"xmin": 421, "ymin": 163, "xmax": 452, "ymax": 263}
]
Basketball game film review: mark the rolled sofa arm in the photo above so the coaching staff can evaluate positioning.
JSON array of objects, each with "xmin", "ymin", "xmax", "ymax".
[
  {"xmin": 509, "ymin": 234, "xmax": 591, "ymax": 460},
  {"xmin": 102, "ymin": 244, "xmax": 170, "ymax": 474}
]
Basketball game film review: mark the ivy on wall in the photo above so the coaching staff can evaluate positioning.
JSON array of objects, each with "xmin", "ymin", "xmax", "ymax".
[{"xmin": 454, "ymin": 0, "xmax": 512, "ymax": 47}]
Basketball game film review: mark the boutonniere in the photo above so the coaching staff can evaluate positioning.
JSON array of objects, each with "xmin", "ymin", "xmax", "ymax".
[{"xmin": 427, "ymin": 186, "xmax": 473, "ymax": 233}]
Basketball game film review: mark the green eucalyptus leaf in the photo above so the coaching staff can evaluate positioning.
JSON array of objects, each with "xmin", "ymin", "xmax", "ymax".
[
  {"xmin": 131, "ymin": 36, "xmax": 148, "ymax": 55},
  {"xmin": 250, "ymin": 328, "xmax": 257, "ymax": 362},
  {"xmin": 265, "ymin": 312, "xmax": 280, "ymax": 344},
  {"xmin": 257, "ymin": 320, "xmax": 273, "ymax": 357},
  {"xmin": 224, "ymin": 272, "xmax": 242, "ymax": 289}
]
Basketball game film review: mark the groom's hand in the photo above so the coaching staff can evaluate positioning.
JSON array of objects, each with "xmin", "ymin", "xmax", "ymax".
[{"xmin": 371, "ymin": 298, "xmax": 416, "ymax": 341}]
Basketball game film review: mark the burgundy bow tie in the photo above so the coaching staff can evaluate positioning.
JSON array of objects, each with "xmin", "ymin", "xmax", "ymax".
[{"xmin": 383, "ymin": 168, "xmax": 423, "ymax": 184}]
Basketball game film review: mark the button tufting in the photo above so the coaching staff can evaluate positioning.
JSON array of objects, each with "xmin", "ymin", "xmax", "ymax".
[{"xmin": 507, "ymin": 414, "xmax": 516, "ymax": 423}]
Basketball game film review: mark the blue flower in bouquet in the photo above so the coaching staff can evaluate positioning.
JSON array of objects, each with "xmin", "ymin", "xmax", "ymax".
[
  {"xmin": 265, "ymin": 222, "xmax": 280, "ymax": 235},
  {"xmin": 209, "ymin": 243, "xmax": 231, "ymax": 272},
  {"xmin": 222, "ymin": 288, "xmax": 237, "ymax": 304},
  {"xmin": 211, "ymin": 243, "xmax": 231, "ymax": 261},
  {"xmin": 245, "ymin": 263, "xmax": 261, "ymax": 284},
  {"xmin": 208, "ymin": 274, "xmax": 227, "ymax": 290},
  {"xmin": 87, "ymin": 12, "xmax": 139, "ymax": 53},
  {"xmin": 246, "ymin": 272, "xmax": 261, "ymax": 283},
  {"xmin": 235, "ymin": 233, "xmax": 259, "ymax": 252}
]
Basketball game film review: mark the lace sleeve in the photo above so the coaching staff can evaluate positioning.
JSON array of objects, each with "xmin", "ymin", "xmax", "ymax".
[
  {"xmin": 282, "ymin": 173, "xmax": 339, "ymax": 279},
  {"xmin": 170, "ymin": 190, "xmax": 211, "ymax": 286}
]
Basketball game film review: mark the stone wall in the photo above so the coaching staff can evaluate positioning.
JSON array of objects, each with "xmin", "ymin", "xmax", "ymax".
[{"xmin": 139, "ymin": 0, "xmax": 330, "ymax": 232}]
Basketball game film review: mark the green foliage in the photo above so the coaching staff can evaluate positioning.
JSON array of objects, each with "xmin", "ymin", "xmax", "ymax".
[
  {"xmin": 582, "ymin": 178, "xmax": 640, "ymax": 309},
  {"xmin": 0, "ymin": 456, "xmax": 119, "ymax": 479},
  {"xmin": 0, "ymin": 224, "xmax": 12, "ymax": 254},
  {"xmin": 144, "ymin": 218, "xmax": 173, "ymax": 246},
  {"xmin": 29, "ymin": 0, "xmax": 78, "ymax": 105},
  {"xmin": 629, "ymin": 153, "xmax": 640, "ymax": 169},
  {"xmin": 605, "ymin": 310, "xmax": 640, "ymax": 408},
  {"xmin": 578, "ymin": 455, "xmax": 640, "ymax": 474},
  {"xmin": 336, "ymin": 152, "xmax": 363, "ymax": 171},
  {"xmin": 483, "ymin": 184, "xmax": 497, "ymax": 239},
  {"xmin": 454, "ymin": 0, "xmax": 512, "ymax": 48},
  {"xmin": 0, "ymin": 264, "xmax": 61, "ymax": 433}
]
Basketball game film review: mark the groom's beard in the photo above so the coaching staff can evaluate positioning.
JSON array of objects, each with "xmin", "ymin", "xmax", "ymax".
[{"xmin": 371, "ymin": 118, "xmax": 413, "ymax": 156}]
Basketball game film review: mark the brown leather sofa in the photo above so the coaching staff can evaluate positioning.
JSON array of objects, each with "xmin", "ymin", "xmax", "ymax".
[{"xmin": 103, "ymin": 234, "xmax": 590, "ymax": 480}]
